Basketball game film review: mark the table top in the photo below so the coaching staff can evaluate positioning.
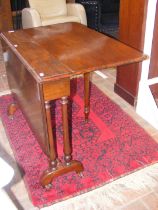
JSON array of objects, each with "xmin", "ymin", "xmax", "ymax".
[{"xmin": 1, "ymin": 22, "xmax": 147, "ymax": 82}]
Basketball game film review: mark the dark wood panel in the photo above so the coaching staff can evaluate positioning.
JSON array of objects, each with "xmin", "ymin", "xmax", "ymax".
[
  {"xmin": 119, "ymin": 0, "xmax": 148, "ymax": 49},
  {"xmin": 148, "ymin": 1, "xmax": 158, "ymax": 79},
  {"xmin": 116, "ymin": 63, "xmax": 142, "ymax": 99},
  {"xmin": 0, "ymin": 0, "xmax": 13, "ymax": 32},
  {"xmin": 5, "ymin": 45, "xmax": 49, "ymax": 155},
  {"xmin": 115, "ymin": 0, "xmax": 148, "ymax": 106},
  {"xmin": 43, "ymin": 78, "xmax": 70, "ymax": 101},
  {"xmin": 0, "ymin": 0, "xmax": 13, "ymax": 78}
]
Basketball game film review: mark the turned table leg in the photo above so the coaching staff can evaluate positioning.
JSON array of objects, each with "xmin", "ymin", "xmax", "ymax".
[
  {"xmin": 61, "ymin": 96, "xmax": 72, "ymax": 165},
  {"xmin": 44, "ymin": 101, "xmax": 58, "ymax": 169},
  {"xmin": 60, "ymin": 96, "xmax": 83, "ymax": 175},
  {"xmin": 40, "ymin": 101, "xmax": 58, "ymax": 188},
  {"xmin": 84, "ymin": 72, "xmax": 90, "ymax": 122},
  {"xmin": 40, "ymin": 98, "xmax": 84, "ymax": 188}
]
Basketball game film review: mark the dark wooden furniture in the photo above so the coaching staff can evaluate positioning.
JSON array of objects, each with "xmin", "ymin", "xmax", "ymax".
[
  {"xmin": 76, "ymin": 0, "xmax": 120, "ymax": 37},
  {"xmin": 11, "ymin": 0, "xmax": 28, "ymax": 30},
  {"xmin": 0, "ymin": 0, "xmax": 13, "ymax": 85},
  {"xmin": 0, "ymin": 0, "xmax": 13, "ymax": 32},
  {"xmin": 115, "ymin": 0, "xmax": 148, "ymax": 106},
  {"xmin": 149, "ymin": 1, "xmax": 158, "ymax": 80},
  {"xmin": 149, "ymin": 1, "xmax": 158, "ymax": 104},
  {"xmin": 0, "ymin": 23, "xmax": 146, "ymax": 187}
]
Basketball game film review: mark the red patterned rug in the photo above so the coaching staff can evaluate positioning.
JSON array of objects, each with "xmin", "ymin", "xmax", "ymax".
[{"xmin": 0, "ymin": 78, "xmax": 158, "ymax": 208}]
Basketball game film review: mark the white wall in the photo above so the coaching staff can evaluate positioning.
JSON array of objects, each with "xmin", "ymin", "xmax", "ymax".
[{"xmin": 136, "ymin": 0, "xmax": 158, "ymax": 129}]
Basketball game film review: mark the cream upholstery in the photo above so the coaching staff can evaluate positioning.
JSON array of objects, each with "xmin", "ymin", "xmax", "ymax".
[
  {"xmin": 42, "ymin": 15, "xmax": 81, "ymax": 26},
  {"xmin": 29, "ymin": 0, "xmax": 67, "ymax": 19},
  {"xmin": 67, "ymin": 3, "xmax": 87, "ymax": 25},
  {"xmin": 22, "ymin": 0, "xmax": 87, "ymax": 29}
]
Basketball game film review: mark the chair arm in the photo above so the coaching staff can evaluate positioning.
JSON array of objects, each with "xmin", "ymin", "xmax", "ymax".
[
  {"xmin": 75, "ymin": 1, "xmax": 101, "ymax": 31},
  {"xmin": 66, "ymin": 3, "xmax": 87, "ymax": 26},
  {"xmin": 22, "ymin": 8, "xmax": 42, "ymax": 29}
]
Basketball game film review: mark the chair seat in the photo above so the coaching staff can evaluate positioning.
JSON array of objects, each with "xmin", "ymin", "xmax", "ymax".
[{"xmin": 42, "ymin": 15, "xmax": 81, "ymax": 26}]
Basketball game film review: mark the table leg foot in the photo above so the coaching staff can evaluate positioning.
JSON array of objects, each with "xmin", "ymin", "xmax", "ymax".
[
  {"xmin": 40, "ymin": 160, "xmax": 84, "ymax": 188},
  {"xmin": 78, "ymin": 172, "xmax": 84, "ymax": 178},
  {"xmin": 45, "ymin": 183, "xmax": 52, "ymax": 190},
  {"xmin": 84, "ymin": 107, "xmax": 90, "ymax": 123},
  {"xmin": 8, "ymin": 103, "xmax": 18, "ymax": 119}
]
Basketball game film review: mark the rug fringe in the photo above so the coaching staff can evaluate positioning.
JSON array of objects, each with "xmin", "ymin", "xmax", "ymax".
[{"xmin": 42, "ymin": 163, "xmax": 158, "ymax": 210}]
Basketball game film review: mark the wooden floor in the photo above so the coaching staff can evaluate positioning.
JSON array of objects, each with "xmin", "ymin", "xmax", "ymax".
[{"xmin": 0, "ymin": 46, "xmax": 158, "ymax": 210}]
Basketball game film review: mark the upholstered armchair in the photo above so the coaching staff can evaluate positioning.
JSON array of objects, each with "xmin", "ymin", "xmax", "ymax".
[
  {"xmin": 75, "ymin": 0, "xmax": 120, "ymax": 37},
  {"xmin": 22, "ymin": 0, "xmax": 87, "ymax": 29}
]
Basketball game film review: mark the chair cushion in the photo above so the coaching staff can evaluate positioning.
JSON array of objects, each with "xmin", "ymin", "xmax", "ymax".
[
  {"xmin": 28, "ymin": 0, "xmax": 67, "ymax": 18},
  {"xmin": 41, "ymin": 16, "xmax": 81, "ymax": 26}
]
